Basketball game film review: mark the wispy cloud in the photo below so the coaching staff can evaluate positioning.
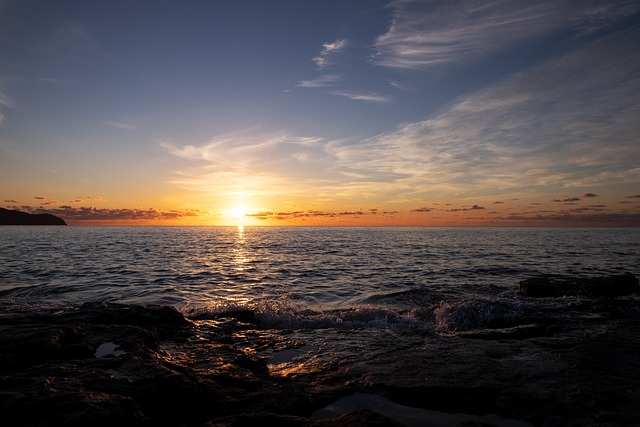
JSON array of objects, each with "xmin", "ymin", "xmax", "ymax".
[
  {"xmin": 0, "ymin": 84, "xmax": 14, "ymax": 127},
  {"xmin": 337, "ymin": 24, "xmax": 640, "ymax": 200},
  {"xmin": 371, "ymin": 0, "xmax": 639, "ymax": 70},
  {"xmin": 161, "ymin": 128, "xmax": 413, "ymax": 206},
  {"xmin": 331, "ymin": 90, "xmax": 390, "ymax": 103},
  {"xmin": 103, "ymin": 120, "xmax": 137, "ymax": 131},
  {"xmin": 0, "ymin": 87, "xmax": 13, "ymax": 109},
  {"xmin": 161, "ymin": 130, "xmax": 340, "ymax": 198},
  {"xmin": 296, "ymin": 74, "xmax": 341, "ymax": 88},
  {"xmin": 161, "ymin": 19, "xmax": 640, "ymax": 212},
  {"xmin": 313, "ymin": 39, "xmax": 348, "ymax": 69}
]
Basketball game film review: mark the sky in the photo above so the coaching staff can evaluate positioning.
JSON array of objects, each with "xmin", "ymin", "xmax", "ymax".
[{"xmin": 1, "ymin": 0, "xmax": 639, "ymax": 226}]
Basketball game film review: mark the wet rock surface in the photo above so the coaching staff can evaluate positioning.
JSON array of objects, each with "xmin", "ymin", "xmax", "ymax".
[{"xmin": 1, "ymin": 289, "xmax": 640, "ymax": 426}]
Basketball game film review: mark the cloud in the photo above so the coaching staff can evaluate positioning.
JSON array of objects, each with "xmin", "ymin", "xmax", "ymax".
[
  {"xmin": 4, "ymin": 199, "xmax": 18, "ymax": 203},
  {"xmin": 581, "ymin": 193, "xmax": 598, "ymax": 198},
  {"xmin": 0, "ymin": 84, "xmax": 13, "ymax": 126},
  {"xmin": 411, "ymin": 206, "xmax": 432, "ymax": 212},
  {"xmin": 163, "ymin": 23, "xmax": 640, "ymax": 209},
  {"xmin": 313, "ymin": 39, "xmax": 348, "ymax": 69},
  {"xmin": 334, "ymin": 23, "xmax": 640, "ymax": 200},
  {"xmin": 245, "ymin": 209, "xmax": 383, "ymax": 221},
  {"xmin": 552, "ymin": 198, "xmax": 581, "ymax": 202},
  {"xmin": 446, "ymin": 205, "xmax": 485, "ymax": 212},
  {"xmin": 103, "ymin": 121, "xmax": 137, "ymax": 131},
  {"xmin": 331, "ymin": 90, "xmax": 390, "ymax": 103},
  {"xmin": 371, "ymin": 0, "xmax": 639, "ymax": 70},
  {"xmin": 296, "ymin": 74, "xmax": 341, "ymax": 88},
  {"xmin": 17, "ymin": 206, "xmax": 201, "ymax": 221},
  {"xmin": 161, "ymin": 130, "xmax": 353, "ymax": 199},
  {"xmin": 0, "ymin": 85, "xmax": 14, "ymax": 109},
  {"xmin": 495, "ymin": 211, "xmax": 640, "ymax": 226}
]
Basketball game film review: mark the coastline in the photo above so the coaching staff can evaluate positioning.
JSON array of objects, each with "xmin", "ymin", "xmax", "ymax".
[{"xmin": 1, "ymin": 276, "xmax": 639, "ymax": 426}]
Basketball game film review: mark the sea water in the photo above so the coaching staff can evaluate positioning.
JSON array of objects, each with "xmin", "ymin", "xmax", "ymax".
[
  {"xmin": 2, "ymin": 226, "xmax": 639, "ymax": 425},
  {"xmin": 1, "ymin": 226, "xmax": 638, "ymax": 331}
]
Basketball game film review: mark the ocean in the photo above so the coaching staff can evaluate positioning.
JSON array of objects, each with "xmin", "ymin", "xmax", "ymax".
[
  {"xmin": 2, "ymin": 226, "xmax": 638, "ymax": 311},
  {"xmin": 1, "ymin": 226, "xmax": 639, "ymax": 426}
]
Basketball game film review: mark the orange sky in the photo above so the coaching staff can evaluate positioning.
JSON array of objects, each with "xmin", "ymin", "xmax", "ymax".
[{"xmin": 2, "ymin": 1, "xmax": 640, "ymax": 227}]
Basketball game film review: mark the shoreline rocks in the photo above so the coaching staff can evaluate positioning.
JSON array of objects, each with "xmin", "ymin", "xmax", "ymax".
[{"xmin": 1, "ymin": 279, "xmax": 640, "ymax": 426}]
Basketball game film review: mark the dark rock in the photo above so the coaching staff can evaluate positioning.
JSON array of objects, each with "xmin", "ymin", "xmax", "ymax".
[
  {"xmin": 0, "ymin": 207, "xmax": 67, "ymax": 225},
  {"xmin": 2, "ymin": 300, "xmax": 640, "ymax": 426},
  {"xmin": 317, "ymin": 410, "xmax": 405, "ymax": 427},
  {"xmin": 190, "ymin": 308, "xmax": 260, "ymax": 326},
  {"xmin": 67, "ymin": 302, "xmax": 194, "ymax": 340},
  {"xmin": 209, "ymin": 409, "xmax": 404, "ymax": 427},
  {"xmin": 519, "ymin": 272, "xmax": 639, "ymax": 298}
]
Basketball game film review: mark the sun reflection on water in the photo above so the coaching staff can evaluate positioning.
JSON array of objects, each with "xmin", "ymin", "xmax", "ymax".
[{"xmin": 232, "ymin": 225, "xmax": 250, "ymax": 272}]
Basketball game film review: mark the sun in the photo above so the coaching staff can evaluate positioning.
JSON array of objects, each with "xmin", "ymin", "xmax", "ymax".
[{"xmin": 229, "ymin": 205, "xmax": 248, "ymax": 220}]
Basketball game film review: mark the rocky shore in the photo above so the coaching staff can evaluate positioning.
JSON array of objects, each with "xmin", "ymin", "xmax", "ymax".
[{"xmin": 1, "ymin": 274, "xmax": 639, "ymax": 426}]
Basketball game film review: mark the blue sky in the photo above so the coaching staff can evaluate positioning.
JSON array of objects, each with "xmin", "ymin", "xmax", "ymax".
[{"xmin": 1, "ymin": 0, "xmax": 639, "ymax": 225}]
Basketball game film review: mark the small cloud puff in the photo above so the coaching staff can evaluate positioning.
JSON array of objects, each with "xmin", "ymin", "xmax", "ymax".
[
  {"xmin": 313, "ymin": 39, "xmax": 347, "ymax": 69},
  {"xmin": 552, "ymin": 197, "xmax": 581, "ymax": 202},
  {"xmin": 411, "ymin": 206, "xmax": 432, "ymax": 212}
]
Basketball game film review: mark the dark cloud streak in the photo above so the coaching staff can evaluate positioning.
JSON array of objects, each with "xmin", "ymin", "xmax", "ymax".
[{"xmin": 10, "ymin": 205, "xmax": 201, "ymax": 221}]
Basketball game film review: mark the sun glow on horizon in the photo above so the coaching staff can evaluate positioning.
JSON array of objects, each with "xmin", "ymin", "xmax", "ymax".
[{"xmin": 228, "ymin": 205, "xmax": 249, "ymax": 220}]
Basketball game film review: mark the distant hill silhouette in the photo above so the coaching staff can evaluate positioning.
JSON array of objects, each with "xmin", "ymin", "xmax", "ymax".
[{"xmin": 0, "ymin": 208, "xmax": 67, "ymax": 225}]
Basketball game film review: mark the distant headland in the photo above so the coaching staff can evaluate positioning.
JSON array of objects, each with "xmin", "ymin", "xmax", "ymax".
[{"xmin": 0, "ymin": 208, "xmax": 67, "ymax": 225}]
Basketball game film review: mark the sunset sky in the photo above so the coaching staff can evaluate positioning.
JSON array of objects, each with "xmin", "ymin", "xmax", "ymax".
[{"xmin": 1, "ymin": 0, "xmax": 639, "ymax": 226}]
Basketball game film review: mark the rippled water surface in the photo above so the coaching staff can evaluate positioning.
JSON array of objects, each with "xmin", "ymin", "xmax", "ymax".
[
  {"xmin": 2, "ymin": 226, "xmax": 638, "ymax": 426},
  {"xmin": 2, "ymin": 226, "xmax": 638, "ymax": 314}
]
